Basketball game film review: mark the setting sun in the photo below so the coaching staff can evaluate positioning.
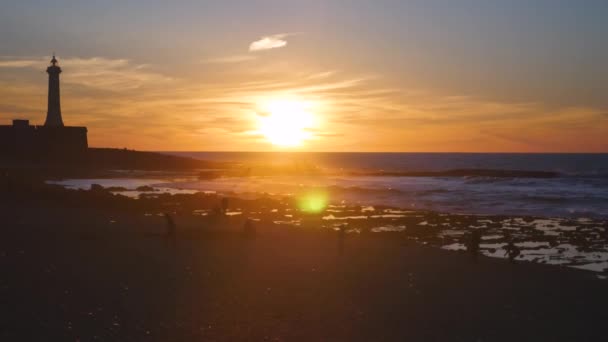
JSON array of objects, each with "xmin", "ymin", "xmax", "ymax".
[{"xmin": 257, "ymin": 100, "xmax": 316, "ymax": 147}]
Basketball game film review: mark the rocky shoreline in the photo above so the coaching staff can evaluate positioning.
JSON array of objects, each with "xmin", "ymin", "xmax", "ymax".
[{"xmin": 1, "ymin": 177, "xmax": 607, "ymax": 340}]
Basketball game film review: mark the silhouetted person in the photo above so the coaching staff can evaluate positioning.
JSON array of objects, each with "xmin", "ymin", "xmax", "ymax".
[
  {"xmin": 338, "ymin": 225, "xmax": 346, "ymax": 256},
  {"xmin": 467, "ymin": 229, "xmax": 481, "ymax": 262},
  {"xmin": 211, "ymin": 205, "xmax": 223, "ymax": 221},
  {"xmin": 243, "ymin": 218, "xmax": 256, "ymax": 239},
  {"xmin": 164, "ymin": 213, "xmax": 176, "ymax": 248},
  {"xmin": 504, "ymin": 232, "xmax": 521, "ymax": 263},
  {"xmin": 221, "ymin": 197, "xmax": 229, "ymax": 215}
]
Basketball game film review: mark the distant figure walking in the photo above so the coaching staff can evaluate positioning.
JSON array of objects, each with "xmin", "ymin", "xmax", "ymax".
[
  {"xmin": 467, "ymin": 229, "xmax": 482, "ymax": 261},
  {"xmin": 164, "ymin": 213, "xmax": 177, "ymax": 248},
  {"xmin": 338, "ymin": 225, "xmax": 346, "ymax": 256},
  {"xmin": 504, "ymin": 232, "xmax": 521, "ymax": 263},
  {"xmin": 221, "ymin": 197, "xmax": 229, "ymax": 215},
  {"xmin": 211, "ymin": 206, "xmax": 223, "ymax": 221},
  {"xmin": 243, "ymin": 218, "xmax": 256, "ymax": 239}
]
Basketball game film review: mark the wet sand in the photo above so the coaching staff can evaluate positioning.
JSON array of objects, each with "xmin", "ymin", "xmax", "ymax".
[{"xmin": 1, "ymin": 199, "xmax": 607, "ymax": 341}]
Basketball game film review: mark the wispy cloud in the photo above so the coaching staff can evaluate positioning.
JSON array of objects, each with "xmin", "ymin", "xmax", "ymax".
[
  {"xmin": 62, "ymin": 57, "xmax": 173, "ymax": 91},
  {"xmin": 0, "ymin": 60, "xmax": 40, "ymax": 68},
  {"xmin": 249, "ymin": 34, "xmax": 289, "ymax": 52},
  {"xmin": 201, "ymin": 55, "xmax": 258, "ymax": 64},
  {"xmin": 0, "ymin": 56, "xmax": 172, "ymax": 91}
]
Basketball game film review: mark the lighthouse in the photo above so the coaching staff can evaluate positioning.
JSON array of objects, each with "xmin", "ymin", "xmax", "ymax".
[
  {"xmin": 0, "ymin": 54, "xmax": 88, "ymax": 158},
  {"xmin": 44, "ymin": 54, "xmax": 64, "ymax": 127}
]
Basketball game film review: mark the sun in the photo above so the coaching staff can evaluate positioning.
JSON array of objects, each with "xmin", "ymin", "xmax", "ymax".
[{"xmin": 257, "ymin": 99, "xmax": 316, "ymax": 147}]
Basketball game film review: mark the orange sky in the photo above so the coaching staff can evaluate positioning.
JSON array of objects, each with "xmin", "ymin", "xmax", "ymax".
[{"xmin": 1, "ymin": 1, "xmax": 607, "ymax": 152}]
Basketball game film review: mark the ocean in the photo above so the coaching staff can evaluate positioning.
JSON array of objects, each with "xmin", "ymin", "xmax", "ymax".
[
  {"xmin": 169, "ymin": 152, "xmax": 608, "ymax": 176},
  {"xmin": 53, "ymin": 152, "xmax": 608, "ymax": 219},
  {"xmin": 165, "ymin": 152, "xmax": 608, "ymax": 219}
]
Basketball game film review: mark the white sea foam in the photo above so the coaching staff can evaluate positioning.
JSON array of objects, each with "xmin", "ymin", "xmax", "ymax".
[
  {"xmin": 442, "ymin": 243, "xmax": 466, "ymax": 251},
  {"xmin": 371, "ymin": 225, "xmax": 406, "ymax": 233}
]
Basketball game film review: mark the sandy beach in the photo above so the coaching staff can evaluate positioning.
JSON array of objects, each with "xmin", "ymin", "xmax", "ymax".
[{"xmin": 1, "ymin": 184, "xmax": 607, "ymax": 341}]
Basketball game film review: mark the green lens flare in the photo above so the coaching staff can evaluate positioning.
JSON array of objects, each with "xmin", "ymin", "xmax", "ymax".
[{"xmin": 297, "ymin": 191, "xmax": 328, "ymax": 213}]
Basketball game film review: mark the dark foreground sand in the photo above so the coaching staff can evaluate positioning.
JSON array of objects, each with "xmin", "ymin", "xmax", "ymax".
[{"xmin": 1, "ymin": 201, "xmax": 607, "ymax": 341}]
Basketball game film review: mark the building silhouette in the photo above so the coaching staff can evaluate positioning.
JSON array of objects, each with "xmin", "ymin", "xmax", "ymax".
[{"xmin": 0, "ymin": 55, "xmax": 88, "ymax": 160}]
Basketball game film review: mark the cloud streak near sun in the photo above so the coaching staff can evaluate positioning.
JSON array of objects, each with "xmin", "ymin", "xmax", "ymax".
[
  {"xmin": 0, "ymin": 54, "xmax": 606, "ymax": 152},
  {"xmin": 249, "ymin": 34, "xmax": 289, "ymax": 52},
  {"xmin": 202, "ymin": 55, "xmax": 258, "ymax": 64}
]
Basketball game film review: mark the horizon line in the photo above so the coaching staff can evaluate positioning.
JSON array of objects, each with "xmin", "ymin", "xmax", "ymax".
[{"xmin": 145, "ymin": 150, "xmax": 608, "ymax": 154}]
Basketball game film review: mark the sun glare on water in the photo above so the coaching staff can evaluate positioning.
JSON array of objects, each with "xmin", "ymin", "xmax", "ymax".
[{"xmin": 257, "ymin": 99, "xmax": 316, "ymax": 147}]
